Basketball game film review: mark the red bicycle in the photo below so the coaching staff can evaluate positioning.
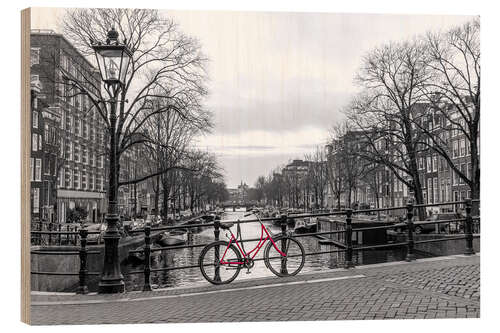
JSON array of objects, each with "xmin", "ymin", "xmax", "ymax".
[{"xmin": 199, "ymin": 213, "xmax": 305, "ymax": 285}]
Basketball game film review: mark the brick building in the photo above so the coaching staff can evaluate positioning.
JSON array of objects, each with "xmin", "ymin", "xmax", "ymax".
[
  {"xmin": 30, "ymin": 30, "xmax": 108, "ymax": 223},
  {"xmin": 326, "ymin": 101, "xmax": 478, "ymax": 216}
]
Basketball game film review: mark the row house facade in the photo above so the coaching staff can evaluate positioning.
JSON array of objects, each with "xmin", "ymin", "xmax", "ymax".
[
  {"xmin": 30, "ymin": 80, "xmax": 60, "ymax": 222},
  {"xmin": 31, "ymin": 30, "xmax": 108, "ymax": 224},
  {"xmin": 326, "ymin": 101, "xmax": 478, "ymax": 217}
]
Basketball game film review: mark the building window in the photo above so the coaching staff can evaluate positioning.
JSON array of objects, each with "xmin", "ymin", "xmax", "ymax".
[
  {"xmin": 30, "ymin": 48, "xmax": 40, "ymax": 66},
  {"xmin": 59, "ymin": 168, "xmax": 64, "ymax": 188},
  {"xmin": 460, "ymin": 164, "xmax": 466, "ymax": 184},
  {"xmin": 441, "ymin": 179, "xmax": 446, "ymax": 203},
  {"xmin": 74, "ymin": 170, "xmax": 80, "ymax": 190},
  {"xmin": 460, "ymin": 139, "xmax": 466, "ymax": 157},
  {"xmin": 32, "ymin": 134, "xmax": 38, "ymax": 152},
  {"xmin": 68, "ymin": 142, "xmax": 73, "ymax": 161},
  {"xmin": 82, "ymin": 172, "xmax": 87, "ymax": 190},
  {"xmin": 44, "ymin": 156, "xmax": 50, "ymax": 175},
  {"xmin": 418, "ymin": 157, "xmax": 424, "ymax": 170},
  {"xmin": 65, "ymin": 169, "xmax": 71, "ymax": 188},
  {"xmin": 44, "ymin": 124, "xmax": 49, "ymax": 143},
  {"xmin": 33, "ymin": 188, "xmax": 40, "ymax": 214},
  {"xmin": 427, "ymin": 178, "xmax": 432, "ymax": 203},
  {"xmin": 32, "ymin": 111, "xmax": 38, "ymax": 129},
  {"xmin": 432, "ymin": 155, "xmax": 437, "ymax": 172},
  {"xmin": 75, "ymin": 118, "xmax": 80, "ymax": 136},
  {"xmin": 38, "ymin": 134, "xmax": 43, "ymax": 150},
  {"xmin": 74, "ymin": 144, "xmax": 80, "ymax": 163},
  {"xmin": 426, "ymin": 156, "xmax": 432, "ymax": 173},
  {"xmin": 35, "ymin": 159, "xmax": 42, "ymax": 181},
  {"xmin": 30, "ymin": 158, "xmax": 34, "ymax": 181},
  {"xmin": 433, "ymin": 178, "xmax": 439, "ymax": 203},
  {"xmin": 61, "ymin": 111, "xmax": 65, "ymax": 130}
]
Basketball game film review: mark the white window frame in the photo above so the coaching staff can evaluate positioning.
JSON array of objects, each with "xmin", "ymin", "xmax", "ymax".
[
  {"xmin": 33, "ymin": 188, "xmax": 40, "ymax": 213},
  {"xmin": 427, "ymin": 178, "xmax": 432, "ymax": 203},
  {"xmin": 433, "ymin": 178, "xmax": 439, "ymax": 203},
  {"xmin": 30, "ymin": 158, "xmax": 34, "ymax": 181},
  {"xmin": 59, "ymin": 168, "xmax": 64, "ymax": 188},
  {"xmin": 32, "ymin": 134, "xmax": 38, "ymax": 152},
  {"xmin": 32, "ymin": 111, "xmax": 39, "ymax": 129},
  {"xmin": 35, "ymin": 158, "xmax": 42, "ymax": 181}
]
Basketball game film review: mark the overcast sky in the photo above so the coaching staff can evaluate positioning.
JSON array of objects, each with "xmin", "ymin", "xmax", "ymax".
[{"xmin": 32, "ymin": 8, "xmax": 474, "ymax": 188}]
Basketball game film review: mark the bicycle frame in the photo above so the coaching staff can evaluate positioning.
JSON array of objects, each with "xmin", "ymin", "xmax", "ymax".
[{"xmin": 219, "ymin": 223, "xmax": 286, "ymax": 265}]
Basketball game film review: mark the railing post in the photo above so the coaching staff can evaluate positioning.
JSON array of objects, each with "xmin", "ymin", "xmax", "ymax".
[
  {"xmin": 143, "ymin": 225, "xmax": 152, "ymax": 291},
  {"xmin": 405, "ymin": 201, "xmax": 416, "ymax": 262},
  {"xmin": 48, "ymin": 223, "xmax": 52, "ymax": 245},
  {"xmin": 464, "ymin": 199, "xmax": 475, "ymax": 255},
  {"xmin": 280, "ymin": 214, "xmax": 289, "ymax": 275},
  {"xmin": 344, "ymin": 209, "xmax": 355, "ymax": 268},
  {"xmin": 77, "ymin": 229, "xmax": 89, "ymax": 294},
  {"xmin": 213, "ymin": 216, "xmax": 221, "ymax": 282}
]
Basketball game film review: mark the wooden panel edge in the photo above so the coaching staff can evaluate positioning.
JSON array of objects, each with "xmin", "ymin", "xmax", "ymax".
[{"xmin": 20, "ymin": 7, "xmax": 31, "ymax": 325}]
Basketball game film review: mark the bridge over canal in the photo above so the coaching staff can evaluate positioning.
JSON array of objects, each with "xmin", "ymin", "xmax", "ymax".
[
  {"xmin": 30, "ymin": 254, "xmax": 480, "ymax": 324},
  {"xmin": 28, "ymin": 200, "xmax": 480, "ymax": 324}
]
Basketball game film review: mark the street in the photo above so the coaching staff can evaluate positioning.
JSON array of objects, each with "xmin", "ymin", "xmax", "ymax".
[{"xmin": 31, "ymin": 254, "xmax": 479, "ymax": 324}]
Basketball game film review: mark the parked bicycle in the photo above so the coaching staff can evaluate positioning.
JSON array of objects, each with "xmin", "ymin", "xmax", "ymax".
[{"xmin": 199, "ymin": 211, "xmax": 305, "ymax": 285}]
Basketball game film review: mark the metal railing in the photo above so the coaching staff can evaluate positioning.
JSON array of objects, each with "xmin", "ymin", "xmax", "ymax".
[{"xmin": 30, "ymin": 199, "xmax": 480, "ymax": 294}]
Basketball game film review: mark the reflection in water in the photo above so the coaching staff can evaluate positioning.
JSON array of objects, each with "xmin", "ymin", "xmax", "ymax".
[{"xmin": 121, "ymin": 211, "xmax": 416, "ymax": 291}]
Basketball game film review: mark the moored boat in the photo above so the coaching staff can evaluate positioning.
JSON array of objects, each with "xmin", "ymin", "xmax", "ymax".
[
  {"xmin": 293, "ymin": 217, "xmax": 317, "ymax": 234},
  {"xmin": 157, "ymin": 228, "xmax": 188, "ymax": 247}
]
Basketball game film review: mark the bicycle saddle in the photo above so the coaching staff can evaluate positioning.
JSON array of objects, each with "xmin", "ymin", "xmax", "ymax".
[{"xmin": 219, "ymin": 222, "xmax": 234, "ymax": 230}]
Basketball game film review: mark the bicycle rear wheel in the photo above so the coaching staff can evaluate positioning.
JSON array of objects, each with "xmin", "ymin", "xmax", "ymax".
[
  {"xmin": 264, "ymin": 236, "xmax": 305, "ymax": 277},
  {"xmin": 199, "ymin": 241, "xmax": 242, "ymax": 285}
]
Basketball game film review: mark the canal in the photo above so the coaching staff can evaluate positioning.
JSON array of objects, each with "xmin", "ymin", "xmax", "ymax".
[{"xmin": 119, "ymin": 211, "xmax": 422, "ymax": 291}]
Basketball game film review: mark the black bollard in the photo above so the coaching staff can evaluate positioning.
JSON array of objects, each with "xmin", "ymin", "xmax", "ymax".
[
  {"xmin": 405, "ymin": 201, "xmax": 416, "ymax": 261},
  {"xmin": 344, "ymin": 209, "xmax": 355, "ymax": 268},
  {"xmin": 58, "ymin": 224, "xmax": 62, "ymax": 245},
  {"xmin": 77, "ymin": 229, "xmax": 89, "ymax": 294},
  {"xmin": 213, "ymin": 217, "xmax": 221, "ymax": 282},
  {"xmin": 143, "ymin": 225, "xmax": 152, "ymax": 291},
  {"xmin": 464, "ymin": 199, "xmax": 475, "ymax": 255}
]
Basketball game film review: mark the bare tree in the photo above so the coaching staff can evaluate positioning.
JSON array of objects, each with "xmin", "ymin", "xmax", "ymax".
[
  {"xmin": 58, "ymin": 8, "xmax": 210, "ymax": 217},
  {"xmin": 304, "ymin": 146, "xmax": 328, "ymax": 209},
  {"xmin": 345, "ymin": 39, "xmax": 431, "ymax": 217},
  {"xmin": 417, "ymin": 19, "xmax": 480, "ymax": 210},
  {"xmin": 327, "ymin": 123, "xmax": 368, "ymax": 209}
]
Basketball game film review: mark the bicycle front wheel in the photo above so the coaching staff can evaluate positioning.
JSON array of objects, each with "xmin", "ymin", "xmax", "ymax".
[
  {"xmin": 264, "ymin": 236, "xmax": 305, "ymax": 277},
  {"xmin": 199, "ymin": 241, "xmax": 242, "ymax": 285}
]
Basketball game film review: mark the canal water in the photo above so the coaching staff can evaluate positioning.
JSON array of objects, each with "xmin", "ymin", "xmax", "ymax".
[{"xmin": 120, "ymin": 211, "xmax": 420, "ymax": 291}]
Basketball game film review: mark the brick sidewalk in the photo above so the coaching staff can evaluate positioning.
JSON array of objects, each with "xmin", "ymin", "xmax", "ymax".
[{"xmin": 30, "ymin": 254, "xmax": 480, "ymax": 325}]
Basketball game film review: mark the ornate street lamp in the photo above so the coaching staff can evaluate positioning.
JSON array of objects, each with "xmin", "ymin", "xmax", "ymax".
[{"xmin": 91, "ymin": 27, "xmax": 131, "ymax": 293}]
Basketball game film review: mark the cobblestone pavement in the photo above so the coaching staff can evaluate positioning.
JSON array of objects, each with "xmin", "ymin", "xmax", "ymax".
[{"xmin": 30, "ymin": 254, "xmax": 479, "ymax": 325}]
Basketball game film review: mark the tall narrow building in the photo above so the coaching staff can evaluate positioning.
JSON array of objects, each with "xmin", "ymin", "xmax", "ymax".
[{"xmin": 30, "ymin": 29, "xmax": 108, "ymax": 224}]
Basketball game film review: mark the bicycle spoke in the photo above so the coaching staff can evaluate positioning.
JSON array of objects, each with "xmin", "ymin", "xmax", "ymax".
[
  {"xmin": 265, "ymin": 237, "xmax": 305, "ymax": 277},
  {"xmin": 200, "ymin": 241, "xmax": 241, "ymax": 284}
]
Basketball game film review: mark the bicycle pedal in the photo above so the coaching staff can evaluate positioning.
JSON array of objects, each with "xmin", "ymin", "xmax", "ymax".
[{"xmin": 245, "ymin": 270, "xmax": 251, "ymax": 274}]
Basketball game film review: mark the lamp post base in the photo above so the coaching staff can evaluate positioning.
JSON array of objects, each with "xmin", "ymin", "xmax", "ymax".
[
  {"xmin": 98, "ymin": 279, "xmax": 125, "ymax": 294},
  {"xmin": 98, "ymin": 213, "xmax": 125, "ymax": 294},
  {"xmin": 405, "ymin": 254, "xmax": 416, "ymax": 262}
]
